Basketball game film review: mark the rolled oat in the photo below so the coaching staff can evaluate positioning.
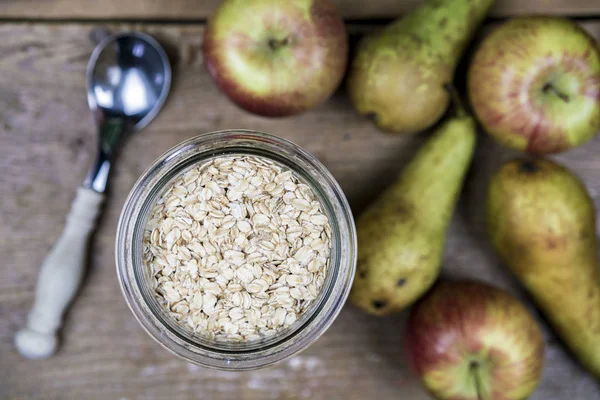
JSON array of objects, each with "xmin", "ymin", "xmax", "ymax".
[{"xmin": 142, "ymin": 155, "xmax": 332, "ymax": 342}]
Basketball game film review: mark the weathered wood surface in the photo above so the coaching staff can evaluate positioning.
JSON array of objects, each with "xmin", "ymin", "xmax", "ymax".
[
  {"xmin": 1, "ymin": 21, "xmax": 600, "ymax": 400},
  {"xmin": 0, "ymin": 0, "xmax": 599, "ymax": 20}
]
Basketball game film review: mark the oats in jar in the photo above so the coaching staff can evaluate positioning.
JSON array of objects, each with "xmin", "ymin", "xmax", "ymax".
[{"xmin": 142, "ymin": 155, "xmax": 332, "ymax": 342}]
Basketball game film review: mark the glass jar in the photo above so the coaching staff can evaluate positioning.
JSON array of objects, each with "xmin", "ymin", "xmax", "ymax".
[{"xmin": 116, "ymin": 130, "xmax": 356, "ymax": 370}]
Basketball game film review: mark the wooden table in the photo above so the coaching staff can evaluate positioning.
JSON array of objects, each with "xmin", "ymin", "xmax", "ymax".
[{"xmin": 1, "ymin": 1, "xmax": 599, "ymax": 399}]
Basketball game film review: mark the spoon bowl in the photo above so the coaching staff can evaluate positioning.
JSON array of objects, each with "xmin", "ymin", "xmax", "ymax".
[{"xmin": 88, "ymin": 33, "xmax": 171, "ymax": 131}]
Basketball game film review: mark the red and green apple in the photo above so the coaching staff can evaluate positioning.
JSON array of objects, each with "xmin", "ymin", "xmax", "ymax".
[
  {"xmin": 203, "ymin": 0, "xmax": 348, "ymax": 117},
  {"xmin": 468, "ymin": 17, "xmax": 600, "ymax": 154},
  {"xmin": 405, "ymin": 280, "xmax": 545, "ymax": 400}
]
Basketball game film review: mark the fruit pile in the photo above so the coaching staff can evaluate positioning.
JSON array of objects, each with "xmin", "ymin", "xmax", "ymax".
[{"xmin": 202, "ymin": 0, "xmax": 600, "ymax": 397}]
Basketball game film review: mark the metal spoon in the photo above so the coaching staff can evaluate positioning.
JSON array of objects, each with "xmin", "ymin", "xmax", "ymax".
[{"xmin": 15, "ymin": 31, "xmax": 171, "ymax": 359}]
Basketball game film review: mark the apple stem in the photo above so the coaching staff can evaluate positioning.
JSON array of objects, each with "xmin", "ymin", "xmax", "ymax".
[
  {"xmin": 543, "ymin": 83, "xmax": 570, "ymax": 103},
  {"xmin": 470, "ymin": 361, "xmax": 484, "ymax": 400},
  {"xmin": 443, "ymin": 83, "xmax": 467, "ymax": 118},
  {"xmin": 268, "ymin": 37, "xmax": 289, "ymax": 51}
]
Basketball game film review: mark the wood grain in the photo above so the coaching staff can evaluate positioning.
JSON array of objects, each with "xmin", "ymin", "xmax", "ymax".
[
  {"xmin": 1, "ymin": 21, "xmax": 600, "ymax": 400},
  {"xmin": 0, "ymin": 0, "xmax": 599, "ymax": 20}
]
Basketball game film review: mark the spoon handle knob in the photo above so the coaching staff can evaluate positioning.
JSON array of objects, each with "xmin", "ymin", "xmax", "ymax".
[{"xmin": 15, "ymin": 187, "xmax": 104, "ymax": 359}]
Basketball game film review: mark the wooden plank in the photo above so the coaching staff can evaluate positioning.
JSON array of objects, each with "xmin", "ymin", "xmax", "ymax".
[
  {"xmin": 1, "ymin": 21, "xmax": 600, "ymax": 400},
  {"xmin": 0, "ymin": 0, "xmax": 599, "ymax": 21}
]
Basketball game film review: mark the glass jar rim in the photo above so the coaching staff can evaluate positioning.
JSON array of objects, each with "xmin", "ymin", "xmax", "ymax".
[{"xmin": 116, "ymin": 130, "xmax": 357, "ymax": 370}]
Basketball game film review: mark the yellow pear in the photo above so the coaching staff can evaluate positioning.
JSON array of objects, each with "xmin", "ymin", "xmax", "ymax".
[
  {"xmin": 347, "ymin": 0, "xmax": 495, "ymax": 134},
  {"xmin": 351, "ymin": 103, "xmax": 476, "ymax": 315},
  {"xmin": 487, "ymin": 158, "xmax": 600, "ymax": 378}
]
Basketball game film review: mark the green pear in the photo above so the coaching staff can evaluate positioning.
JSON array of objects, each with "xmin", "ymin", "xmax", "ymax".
[
  {"xmin": 487, "ymin": 158, "xmax": 600, "ymax": 378},
  {"xmin": 347, "ymin": 0, "xmax": 495, "ymax": 134},
  {"xmin": 350, "ymin": 104, "xmax": 476, "ymax": 315}
]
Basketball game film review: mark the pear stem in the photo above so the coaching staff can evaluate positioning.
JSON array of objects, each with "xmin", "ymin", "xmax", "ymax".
[
  {"xmin": 470, "ymin": 361, "xmax": 484, "ymax": 400},
  {"xmin": 444, "ymin": 83, "xmax": 466, "ymax": 118}
]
